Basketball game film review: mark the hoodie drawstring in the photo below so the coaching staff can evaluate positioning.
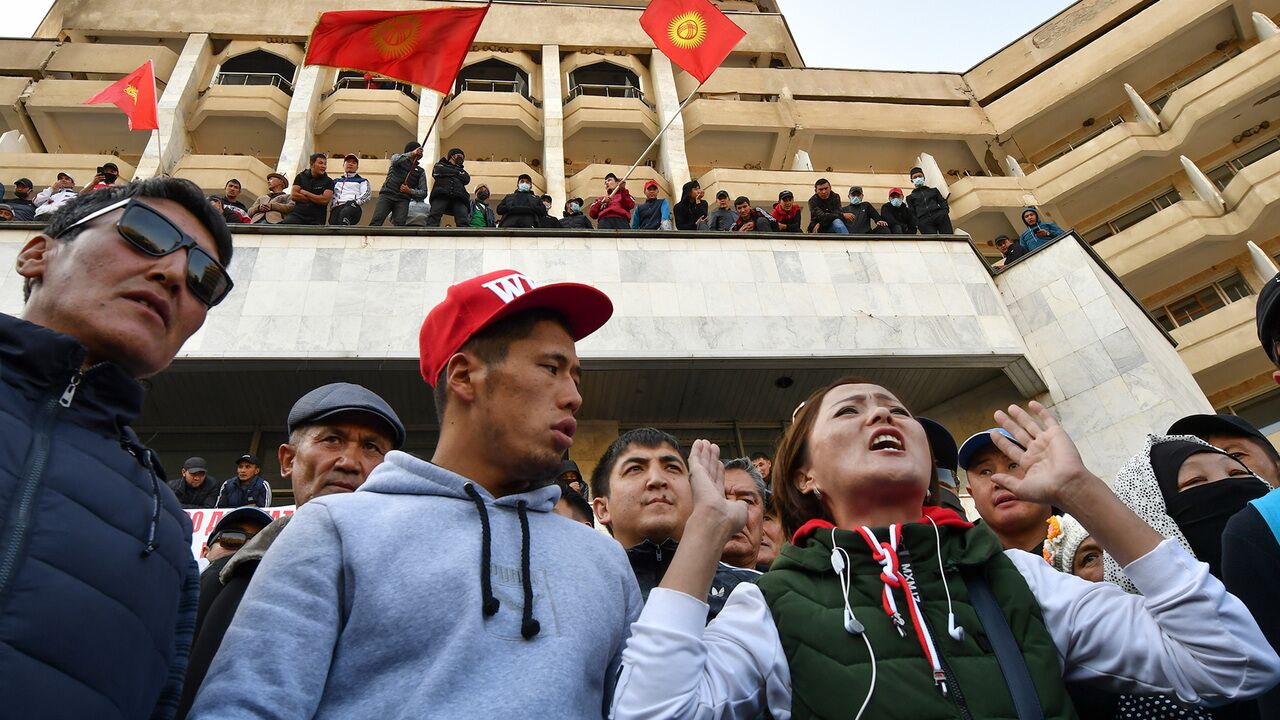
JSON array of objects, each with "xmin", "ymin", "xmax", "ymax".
[
  {"xmin": 516, "ymin": 500, "xmax": 541, "ymax": 639},
  {"xmin": 464, "ymin": 483, "xmax": 501, "ymax": 616}
]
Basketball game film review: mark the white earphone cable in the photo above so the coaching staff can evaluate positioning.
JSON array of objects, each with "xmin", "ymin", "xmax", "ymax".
[{"xmin": 830, "ymin": 528, "xmax": 877, "ymax": 720}]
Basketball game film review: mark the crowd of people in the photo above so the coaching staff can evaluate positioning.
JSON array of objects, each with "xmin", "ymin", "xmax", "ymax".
[
  {"xmin": 1, "ymin": 174, "xmax": 1274, "ymax": 720},
  {"xmin": 0, "ymin": 149, "xmax": 1070, "ymax": 258}
]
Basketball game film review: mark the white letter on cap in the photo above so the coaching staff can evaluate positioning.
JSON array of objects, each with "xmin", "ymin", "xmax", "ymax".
[{"xmin": 481, "ymin": 273, "xmax": 538, "ymax": 304}]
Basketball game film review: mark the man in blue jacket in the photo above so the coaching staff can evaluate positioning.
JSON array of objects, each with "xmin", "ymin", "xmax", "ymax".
[
  {"xmin": 2, "ymin": 176, "xmax": 234, "ymax": 719},
  {"xmin": 1018, "ymin": 207, "xmax": 1066, "ymax": 252}
]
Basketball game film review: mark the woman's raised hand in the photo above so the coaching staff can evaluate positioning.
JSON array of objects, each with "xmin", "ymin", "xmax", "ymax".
[
  {"xmin": 990, "ymin": 401, "xmax": 1093, "ymax": 508},
  {"xmin": 687, "ymin": 439, "xmax": 748, "ymax": 540}
]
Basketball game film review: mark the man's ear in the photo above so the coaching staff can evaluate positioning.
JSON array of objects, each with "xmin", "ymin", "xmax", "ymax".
[
  {"xmin": 15, "ymin": 235, "xmax": 55, "ymax": 284},
  {"xmin": 592, "ymin": 495, "xmax": 612, "ymax": 532},
  {"xmin": 445, "ymin": 352, "xmax": 481, "ymax": 407},
  {"xmin": 278, "ymin": 442, "xmax": 296, "ymax": 482}
]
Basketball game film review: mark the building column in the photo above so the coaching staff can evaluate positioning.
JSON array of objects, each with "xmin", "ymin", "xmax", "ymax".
[
  {"xmin": 649, "ymin": 53, "xmax": 691, "ymax": 193},
  {"xmin": 417, "ymin": 90, "xmax": 442, "ymax": 166},
  {"xmin": 276, "ymin": 65, "xmax": 326, "ymax": 177},
  {"xmin": 541, "ymin": 45, "xmax": 567, "ymax": 211},
  {"xmin": 137, "ymin": 33, "xmax": 210, "ymax": 177}
]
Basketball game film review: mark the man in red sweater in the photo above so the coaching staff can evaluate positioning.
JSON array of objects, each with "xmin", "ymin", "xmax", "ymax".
[{"xmin": 588, "ymin": 173, "xmax": 635, "ymax": 230}]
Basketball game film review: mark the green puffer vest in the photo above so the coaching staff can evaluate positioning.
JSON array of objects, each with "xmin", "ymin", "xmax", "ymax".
[{"xmin": 756, "ymin": 517, "xmax": 1077, "ymax": 720}]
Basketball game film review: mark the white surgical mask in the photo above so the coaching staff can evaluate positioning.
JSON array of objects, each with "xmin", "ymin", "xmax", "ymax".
[
  {"xmin": 518, "ymin": 182, "xmax": 532, "ymax": 192},
  {"xmin": 891, "ymin": 197, "xmax": 903, "ymax": 208},
  {"xmin": 570, "ymin": 202, "xmax": 582, "ymax": 213},
  {"xmin": 912, "ymin": 177, "xmax": 925, "ymax": 187},
  {"xmin": 850, "ymin": 195, "xmax": 862, "ymax": 204}
]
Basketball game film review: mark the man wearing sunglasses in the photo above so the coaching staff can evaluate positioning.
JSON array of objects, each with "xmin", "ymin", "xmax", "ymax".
[
  {"xmin": 4, "ymin": 177, "xmax": 234, "ymax": 720},
  {"xmin": 200, "ymin": 507, "xmax": 272, "ymax": 571}
]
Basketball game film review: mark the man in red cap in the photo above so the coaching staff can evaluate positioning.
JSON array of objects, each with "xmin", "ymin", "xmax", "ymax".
[
  {"xmin": 190, "ymin": 270, "xmax": 643, "ymax": 719},
  {"xmin": 880, "ymin": 187, "xmax": 916, "ymax": 234},
  {"xmin": 630, "ymin": 179, "xmax": 672, "ymax": 230}
]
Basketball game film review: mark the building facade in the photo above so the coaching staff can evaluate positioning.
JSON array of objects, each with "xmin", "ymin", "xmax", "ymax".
[{"xmin": 0, "ymin": 0, "xmax": 1273, "ymax": 500}]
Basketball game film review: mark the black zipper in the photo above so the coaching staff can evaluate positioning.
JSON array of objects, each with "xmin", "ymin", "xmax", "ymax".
[{"xmin": 0, "ymin": 370, "xmax": 82, "ymax": 602}]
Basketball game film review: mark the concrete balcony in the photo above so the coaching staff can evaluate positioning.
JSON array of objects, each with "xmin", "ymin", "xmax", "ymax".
[
  {"xmin": 0, "ymin": 153, "xmax": 134, "ymax": 190},
  {"xmin": 23, "ymin": 79, "xmax": 161, "ymax": 158},
  {"xmin": 563, "ymin": 94, "xmax": 658, "ymax": 171},
  {"xmin": 190, "ymin": 84, "xmax": 289, "ymax": 162},
  {"xmin": 0, "ymin": 39, "xmax": 58, "ymax": 78},
  {"xmin": 44, "ymin": 42, "xmax": 179, "ymax": 82},
  {"xmin": 1170, "ymin": 298, "xmax": 1272, "ymax": 403},
  {"xmin": 315, "ymin": 88, "xmax": 419, "ymax": 160},
  {"xmin": 1021, "ymin": 31, "xmax": 1280, "ymax": 220},
  {"xmin": 0, "ymin": 77, "xmax": 33, "ymax": 137},
  {"xmin": 1097, "ymin": 149, "xmax": 1280, "ymax": 299},
  {"xmin": 441, "ymin": 90, "xmax": 541, "ymax": 142}
]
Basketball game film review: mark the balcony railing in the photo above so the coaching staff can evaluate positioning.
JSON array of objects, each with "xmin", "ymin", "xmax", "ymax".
[
  {"xmin": 1034, "ymin": 115, "xmax": 1125, "ymax": 168},
  {"xmin": 332, "ymin": 76, "xmax": 419, "ymax": 102},
  {"xmin": 213, "ymin": 71, "xmax": 294, "ymax": 95},
  {"xmin": 457, "ymin": 77, "xmax": 530, "ymax": 99},
  {"xmin": 565, "ymin": 82, "xmax": 653, "ymax": 110}
]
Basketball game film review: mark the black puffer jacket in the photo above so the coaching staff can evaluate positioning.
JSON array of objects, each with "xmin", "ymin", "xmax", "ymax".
[
  {"xmin": 497, "ymin": 189, "xmax": 549, "ymax": 228},
  {"xmin": 626, "ymin": 538, "xmax": 758, "ymax": 621},
  {"xmin": 907, "ymin": 184, "xmax": 949, "ymax": 223},
  {"xmin": 0, "ymin": 313, "xmax": 198, "ymax": 720},
  {"xmin": 379, "ymin": 152, "xmax": 428, "ymax": 201},
  {"xmin": 560, "ymin": 212, "xmax": 593, "ymax": 230},
  {"xmin": 841, "ymin": 200, "xmax": 885, "ymax": 233},
  {"xmin": 429, "ymin": 158, "xmax": 470, "ymax": 203}
]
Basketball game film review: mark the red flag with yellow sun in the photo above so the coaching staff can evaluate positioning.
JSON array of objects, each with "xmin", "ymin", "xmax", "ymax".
[
  {"xmin": 640, "ymin": 0, "xmax": 746, "ymax": 84},
  {"xmin": 82, "ymin": 60, "xmax": 158, "ymax": 131}
]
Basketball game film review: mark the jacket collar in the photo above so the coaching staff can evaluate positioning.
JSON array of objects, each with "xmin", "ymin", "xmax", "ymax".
[
  {"xmin": 626, "ymin": 537, "xmax": 679, "ymax": 564},
  {"xmin": 0, "ymin": 312, "xmax": 146, "ymax": 433}
]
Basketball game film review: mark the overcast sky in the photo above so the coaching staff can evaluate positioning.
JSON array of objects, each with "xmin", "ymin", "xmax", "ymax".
[{"xmin": 4, "ymin": 1, "xmax": 1074, "ymax": 72}]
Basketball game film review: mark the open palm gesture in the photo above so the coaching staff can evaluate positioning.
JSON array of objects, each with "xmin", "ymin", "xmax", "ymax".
[
  {"xmin": 687, "ymin": 439, "xmax": 748, "ymax": 537},
  {"xmin": 989, "ymin": 401, "xmax": 1091, "ymax": 507}
]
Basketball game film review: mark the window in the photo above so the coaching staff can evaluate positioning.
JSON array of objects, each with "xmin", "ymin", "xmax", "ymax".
[
  {"xmin": 1150, "ymin": 271, "xmax": 1252, "ymax": 331},
  {"xmin": 454, "ymin": 59, "xmax": 530, "ymax": 99},
  {"xmin": 566, "ymin": 62, "xmax": 644, "ymax": 103},
  {"xmin": 1206, "ymin": 137, "xmax": 1280, "ymax": 190},
  {"xmin": 1222, "ymin": 387, "xmax": 1280, "ymax": 437},
  {"xmin": 214, "ymin": 50, "xmax": 297, "ymax": 94},
  {"xmin": 1083, "ymin": 188, "xmax": 1181, "ymax": 244}
]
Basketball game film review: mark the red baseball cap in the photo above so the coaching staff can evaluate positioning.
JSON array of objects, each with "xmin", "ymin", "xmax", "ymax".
[
  {"xmin": 889, "ymin": 187, "xmax": 904, "ymax": 197},
  {"xmin": 419, "ymin": 269, "xmax": 613, "ymax": 386},
  {"xmin": 644, "ymin": 179, "xmax": 659, "ymax": 190}
]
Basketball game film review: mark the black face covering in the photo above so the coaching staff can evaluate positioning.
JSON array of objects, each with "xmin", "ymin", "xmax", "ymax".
[
  {"xmin": 1151, "ymin": 440, "xmax": 1268, "ymax": 579},
  {"xmin": 477, "ymin": 190, "xmax": 490, "ymax": 202},
  {"xmin": 103, "ymin": 173, "xmax": 118, "ymax": 184}
]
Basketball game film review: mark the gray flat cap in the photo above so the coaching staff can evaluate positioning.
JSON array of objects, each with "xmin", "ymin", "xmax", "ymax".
[{"xmin": 287, "ymin": 382, "xmax": 406, "ymax": 449}]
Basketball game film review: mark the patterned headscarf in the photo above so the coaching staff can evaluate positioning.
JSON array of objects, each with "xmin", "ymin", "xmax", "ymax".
[{"xmin": 1042, "ymin": 514, "xmax": 1089, "ymax": 575}]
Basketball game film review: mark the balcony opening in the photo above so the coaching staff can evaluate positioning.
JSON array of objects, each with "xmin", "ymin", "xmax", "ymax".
[
  {"xmin": 1083, "ymin": 188, "xmax": 1181, "ymax": 244},
  {"xmin": 333, "ymin": 70, "xmax": 419, "ymax": 101},
  {"xmin": 1150, "ymin": 271, "xmax": 1251, "ymax": 331},
  {"xmin": 567, "ymin": 61, "xmax": 644, "ymax": 103},
  {"xmin": 215, "ymin": 50, "xmax": 296, "ymax": 95},
  {"xmin": 454, "ymin": 59, "xmax": 530, "ymax": 100}
]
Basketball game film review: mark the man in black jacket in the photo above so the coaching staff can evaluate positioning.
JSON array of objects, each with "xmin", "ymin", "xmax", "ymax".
[
  {"xmin": 560, "ymin": 198, "xmax": 593, "ymax": 230},
  {"xmin": 807, "ymin": 178, "xmax": 849, "ymax": 234},
  {"xmin": 425, "ymin": 147, "xmax": 470, "ymax": 227},
  {"xmin": 881, "ymin": 187, "xmax": 916, "ymax": 234},
  {"xmin": 996, "ymin": 234, "xmax": 1028, "ymax": 267},
  {"xmin": 5, "ymin": 177, "xmax": 233, "ymax": 719},
  {"xmin": 843, "ymin": 186, "xmax": 890, "ymax": 234},
  {"xmin": 371, "ymin": 141, "xmax": 428, "ymax": 227},
  {"xmin": 732, "ymin": 196, "xmax": 778, "ymax": 233},
  {"xmin": 590, "ymin": 428, "xmax": 757, "ymax": 620},
  {"xmin": 176, "ymin": 383, "xmax": 405, "ymax": 719},
  {"xmin": 171, "ymin": 456, "xmax": 220, "ymax": 508},
  {"xmin": 214, "ymin": 454, "xmax": 271, "ymax": 508},
  {"xmin": 497, "ymin": 173, "xmax": 548, "ymax": 228},
  {"xmin": 907, "ymin": 166, "xmax": 952, "ymax": 234}
]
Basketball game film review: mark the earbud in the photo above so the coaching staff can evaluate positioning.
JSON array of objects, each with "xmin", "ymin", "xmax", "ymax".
[
  {"xmin": 844, "ymin": 607, "xmax": 865, "ymax": 635},
  {"xmin": 947, "ymin": 612, "xmax": 965, "ymax": 641}
]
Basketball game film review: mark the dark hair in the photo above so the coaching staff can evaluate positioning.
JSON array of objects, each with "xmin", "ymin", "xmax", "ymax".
[
  {"xmin": 590, "ymin": 427, "xmax": 682, "ymax": 500},
  {"xmin": 749, "ymin": 451, "xmax": 770, "ymax": 462},
  {"xmin": 432, "ymin": 307, "xmax": 571, "ymax": 422},
  {"xmin": 28, "ymin": 177, "xmax": 234, "ymax": 302},
  {"xmin": 771, "ymin": 376, "xmax": 937, "ymax": 538},
  {"xmin": 557, "ymin": 482, "xmax": 594, "ymax": 523},
  {"xmin": 225, "ymin": 179, "xmax": 241, "ymax": 188},
  {"xmin": 814, "ymin": 178, "xmax": 830, "ymax": 188},
  {"xmin": 309, "ymin": 152, "xmax": 326, "ymax": 166},
  {"xmin": 605, "ymin": 172, "xmax": 619, "ymax": 182},
  {"xmin": 734, "ymin": 196, "xmax": 751, "ymax": 207}
]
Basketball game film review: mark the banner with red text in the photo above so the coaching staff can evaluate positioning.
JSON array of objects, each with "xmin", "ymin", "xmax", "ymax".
[{"xmin": 186, "ymin": 506, "xmax": 296, "ymax": 560}]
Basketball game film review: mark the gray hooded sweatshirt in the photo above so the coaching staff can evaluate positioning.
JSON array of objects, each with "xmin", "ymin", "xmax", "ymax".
[{"xmin": 188, "ymin": 450, "xmax": 642, "ymax": 719}]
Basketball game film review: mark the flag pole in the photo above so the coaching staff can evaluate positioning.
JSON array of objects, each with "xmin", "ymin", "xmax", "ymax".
[
  {"xmin": 611, "ymin": 81, "xmax": 704, "ymax": 196},
  {"xmin": 152, "ymin": 62, "xmax": 166, "ymax": 176},
  {"xmin": 419, "ymin": 0, "xmax": 492, "ymax": 150}
]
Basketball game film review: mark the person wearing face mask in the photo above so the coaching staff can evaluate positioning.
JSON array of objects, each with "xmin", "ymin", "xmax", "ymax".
[
  {"xmin": 7, "ymin": 178, "xmax": 36, "ymax": 221},
  {"xmin": 560, "ymin": 197, "xmax": 593, "ymax": 230},
  {"xmin": 81, "ymin": 162, "xmax": 121, "ymax": 194},
  {"xmin": 842, "ymin": 185, "xmax": 890, "ymax": 234},
  {"xmin": 497, "ymin": 173, "xmax": 549, "ymax": 229},
  {"xmin": 906, "ymin": 166, "xmax": 952, "ymax": 234},
  {"xmin": 1105, "ymin": 435, "xmax": 1270, "ymax": 720},
  {"xmin": 426, "ymin": 148, "xmax": 471, "ymax": 228},
  {"xmin": 880, "ymin": 187, "xmax": 916, "ymax": 234},
  {"xmin": 468, "ymin": 184, "xmax": 496, "ymax": 228}
]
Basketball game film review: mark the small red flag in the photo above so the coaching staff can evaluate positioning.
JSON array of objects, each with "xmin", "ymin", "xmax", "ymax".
[
  {"xmin": 82, "ymin": 60, "xmax": 158, "ymax": 131},
  {"xmin": 640, "ymin": 0, "xmax": 745, "ymax": 85},
  {"xmin": 304, "ymin": 7, "xmax": 489, "ymax": 95}
]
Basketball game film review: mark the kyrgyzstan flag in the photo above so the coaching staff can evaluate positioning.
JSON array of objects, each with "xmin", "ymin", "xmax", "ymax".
[
  {"xmin": 304, "ymin": 7, "xmax": 489, "ymax": 95},
  {"xmin": 82, "ymin": 60, "xmax": 158, "ymax": 131},
  {"xmin": 640, "ymin": 0, "xmax": 745, "ymax": 85}
]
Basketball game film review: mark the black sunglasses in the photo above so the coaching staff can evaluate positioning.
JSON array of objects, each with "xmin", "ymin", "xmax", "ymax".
[
  {"xmin": 209, "ymin": 530, "xmax": 253, "ymax": 549},
  {"xmin": 57, "ymin": 197, "xmax": 233, "ymax": 307}
]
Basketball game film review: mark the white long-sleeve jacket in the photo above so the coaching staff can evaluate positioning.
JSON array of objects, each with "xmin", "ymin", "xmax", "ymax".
[
  {"xmin": 611, "ymin": 538, "xmax": 1280, "ymax": 719},
  {"xmin": 331, "ymin": 174, "xmax": 371, "ymax": 207}
]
